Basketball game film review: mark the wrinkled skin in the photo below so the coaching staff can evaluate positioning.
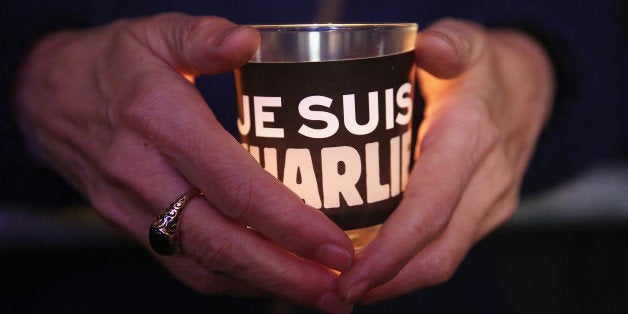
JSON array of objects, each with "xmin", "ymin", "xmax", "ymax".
[
  {"xmin": 338, "ymin": 18, "xmax": 554, "ymax": 304},
  {"xmin": 15, "ymin": 12, "xmax": 553, "ymax": 313}
]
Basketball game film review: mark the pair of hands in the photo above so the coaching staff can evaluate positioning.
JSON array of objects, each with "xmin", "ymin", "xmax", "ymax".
[{"xmin": 14, "ymin": 13, "xmax": 553, "ymax": 313}]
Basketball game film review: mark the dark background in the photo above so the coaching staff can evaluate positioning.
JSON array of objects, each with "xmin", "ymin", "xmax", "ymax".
[
  {"xmin": 2, "ymin": 1, "xmax": 627, "ymax": 313},
  {"xmin": 3, "ymin": 214, "xmax": 627, "ymax": 314}
]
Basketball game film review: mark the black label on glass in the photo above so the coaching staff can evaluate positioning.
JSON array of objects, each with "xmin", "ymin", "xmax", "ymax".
[{"xmin": 234, "ymin": 51, "xmax": 415, "ymax": 230}]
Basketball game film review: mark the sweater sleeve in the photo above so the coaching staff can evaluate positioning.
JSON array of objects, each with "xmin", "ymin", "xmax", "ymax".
[
  {"xmin": 0, "ymin": 1, "xmax": 88, "ymax": 208},
  {"xmin": 341, "ymin": 0, "xmax": 628, "ymax": 195},
  {"xmin": 481, "ymin": 0, "xmax": 628, "ymax": 195}
]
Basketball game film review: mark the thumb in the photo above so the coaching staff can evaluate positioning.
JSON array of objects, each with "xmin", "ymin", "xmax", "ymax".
[
  {"xmin": 415, "ymin": 18, "xmax": 486, "ymax": 79},
  {"xmin": 141, "ymin": 12, "xmax": 260, "ymax": 75}
]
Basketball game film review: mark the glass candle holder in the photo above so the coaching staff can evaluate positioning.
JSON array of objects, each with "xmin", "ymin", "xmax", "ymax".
[{"xmin": 234, "ymin": 23, "xmax": 418, "ymax": 251}]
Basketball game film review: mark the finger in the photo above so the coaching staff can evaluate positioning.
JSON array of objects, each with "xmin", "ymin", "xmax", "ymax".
[
  {"xmin": 360, "ymin": 209, "xmax": 476, "ymax": 304},
  {"xmin": 339, "ymin": 20, "xmax": 498, "ymax": 304},
  {"xmin": 356, "ymin": 148, "xmax": 519, "ymax": 303},
  {"xmin": 156, "ymin": 250, "xmax": 267, "ymax": 298},
  {"xmin": 338, "ymin": 95, "xmax": 499, "ymax": 304},
  {"xmin": 117, "ymin": 13, "xmax": 354, "ymax": 272},
  {"xmin": 415, "ymin": 18, "xmax": 484, "ymax": 79},
  {"xmin": 139, "ymin": 12, "xmax": 260, "ymax": 75},
  {"xmin": 180, "ymin": 200, "xmax": 352, "ymax": 313},
  {"xmin": 171, "ymin": 105, "xmax": 355, "ymax": 273},
  {"xmin": 358, "ymin": 193, "xmax": 519, "ymax": 304},
  {"xmin": 98, "ymin": 187, "xmax": 267, "ymax": 298},
  {"xmin": 83, "ymin": 136, "xmax": 351, "ymax": 313},
  {"xmin": 68, "ymin": 134, "xmax": 267, "ymax": 297},
  {"xmin": 120, "ymin": 76, "xmax": 353, "ymax": 271}
]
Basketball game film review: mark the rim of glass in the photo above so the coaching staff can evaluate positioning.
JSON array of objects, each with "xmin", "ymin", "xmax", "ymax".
[{"xmin": 249, "ymin": 23, "xmax": 418, "ymax": 32}]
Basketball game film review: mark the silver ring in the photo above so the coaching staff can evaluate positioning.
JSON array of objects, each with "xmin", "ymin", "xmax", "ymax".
[{"xmin": 149, "ymin": 188, "xmax": 204, "ymax": 256}]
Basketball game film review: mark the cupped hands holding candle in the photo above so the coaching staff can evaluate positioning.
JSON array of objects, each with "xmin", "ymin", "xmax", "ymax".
[{"xmin": 14, "ymin": 12, "xmax": 553, "ymax": 314}]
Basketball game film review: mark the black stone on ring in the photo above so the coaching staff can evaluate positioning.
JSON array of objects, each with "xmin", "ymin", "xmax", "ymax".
[{"xmin": 149, "ymin": 188, "xmax": 203, "ymax": 256}]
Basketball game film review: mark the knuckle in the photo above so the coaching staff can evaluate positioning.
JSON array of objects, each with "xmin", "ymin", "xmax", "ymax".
[
  {"xmin": 401, "ymin": 189, "xmax": 456, "ymax": 238},
  {"xmin": 184, "ymin": 15, "xmax": 232, "ymax": 39},
  {"xmin": 212, "ymin": 173, "xmax": 309, "ymax": 235},
  {"xmin": 115, "ymin": 74, "xmax": 199, "ymax": 144},
  {"xmin": 118, "ymin": 79, "xmax": 179, "ymax": 137},
  {"xmin": 423, "ymin": 197, "xmax": 456, "ymax": 236},
  {"xmin": 98, "ymin": 149, "xmax": 134, "ymax": 187},
  {"xmin": 469, "ymin": 96, "xmax": 501, "ymax": 143},
  {"xmin": 180, "ymin": 15, "xmax": 236, "ymax": 55},
  {"xmin": 423, "ymin": 252, "xmax": 458, "ymax": 286},
  {"xmin": 430, "ymin": 264, "xmax": 457, "ymax": 286},
  {"xmin": 119, "ymin": 90, "xmax": 158, "ymax": 130},
  {"xmin": 457, "ymin": 96, "xmax": 503, "ymax": 162},
  {"xmin": 495, "ymin": 202, "xmax": 517, "ymax": 227},
  {"xmin": 498, "ymin": 163, "xmax": 517, "ymax": 193},
  {"xmin": 212, "ymin": 174, "xmax": 259, "ymax": 222},
  {"xmin": 432, "ymin": 199, "xmax": 456, "ymax": 230},
  {"xmin": 483, "ymin": 116, "xmax": 502, "ymax": 151},
  {"xmin": 179, "ymin": 16, "xmax": 213, "ymax": 52},
  {"xmin": 273, "ymin": 202, "xmax": 311, "ymax": 238},
  {"xmin": 195, "ymin": 235, "xmax": 245, "ymax": 276}
]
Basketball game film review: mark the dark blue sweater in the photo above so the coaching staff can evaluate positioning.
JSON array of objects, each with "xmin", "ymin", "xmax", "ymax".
[{"xmin": 1, "ymin": 0, "xmax": 626, "ymax": 208}]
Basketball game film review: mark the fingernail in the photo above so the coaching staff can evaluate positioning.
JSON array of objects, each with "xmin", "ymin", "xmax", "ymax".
[
  {"xmin": 317, "ymin": 292, "xmax": 353, "ymax": 314},
  {"xmin": 209, "ymin": 25, "xmax": 245, "ymax": 47},
  {"xmin": 316, "ymin": 244, "xmax": 353, "ymax": 272},
  {"xmin": 344, "ymin": 280, "xmax": 370, "ymax": 306}
]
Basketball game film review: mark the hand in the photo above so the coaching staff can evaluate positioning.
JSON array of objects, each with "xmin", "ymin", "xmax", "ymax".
[
  {"xmin": 338, "ymin": 18, "xmax": 555, "ymax": 304},
  {"xmin": 14, "ymin": 13, "xmax": 354, "ymax": 314}
]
